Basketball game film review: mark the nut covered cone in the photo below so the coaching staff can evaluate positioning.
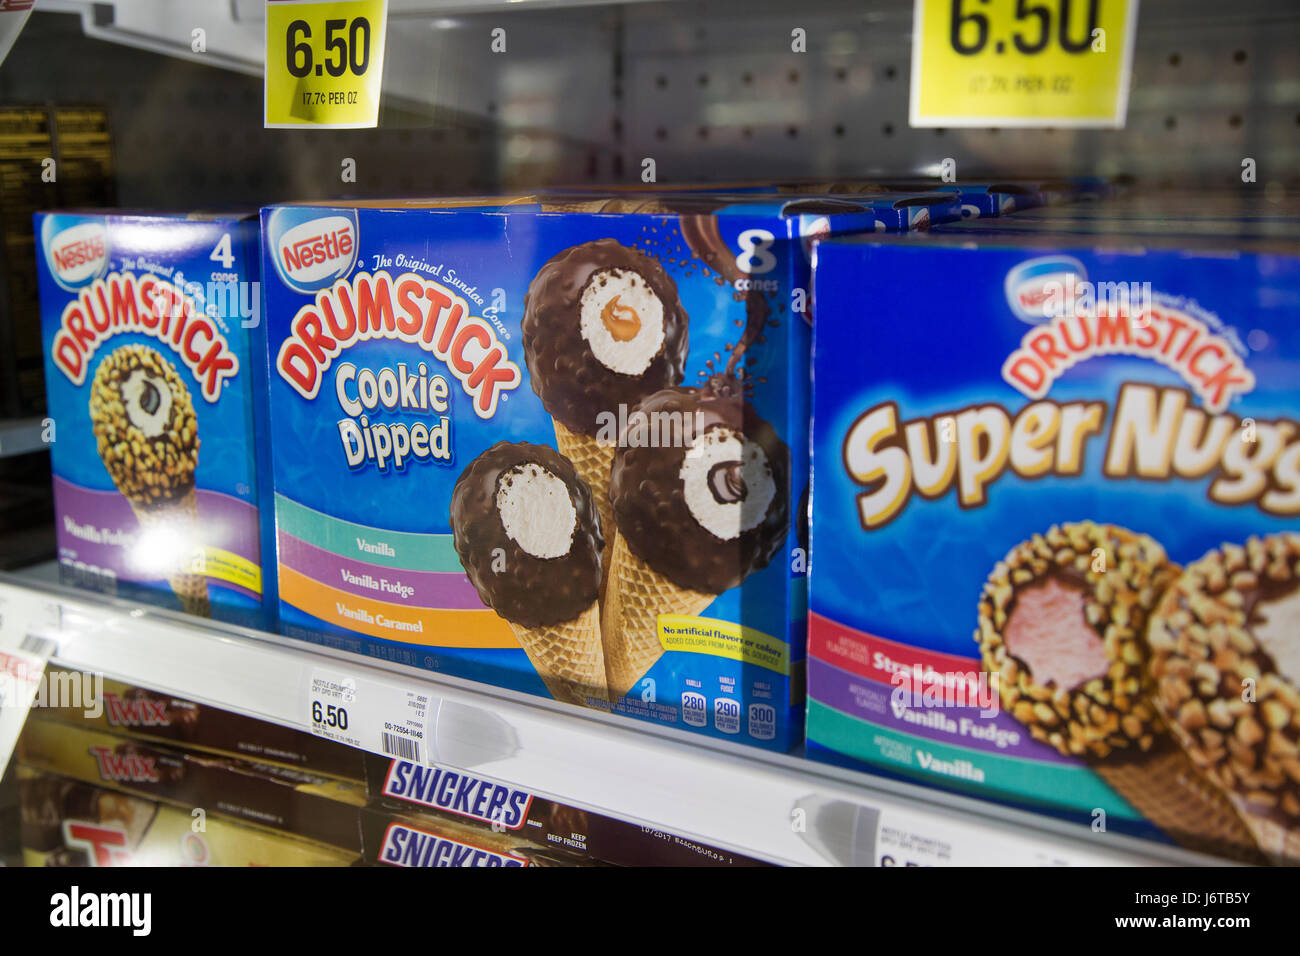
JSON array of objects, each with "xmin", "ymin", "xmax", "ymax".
[
  {"xmin": 508, "ymin": 602, "xmax": 610, "ymax": 709},
  {"xmin": 1094, "ymin": 741, "xmax": 1264, "ymax": 863},
  {"xmin": 130, "ymin": 486, "xmax": 210, "ymax": 618},
  {"xmin": 602, "ymin": 531, "xmax": 714, "ymax": 699}
]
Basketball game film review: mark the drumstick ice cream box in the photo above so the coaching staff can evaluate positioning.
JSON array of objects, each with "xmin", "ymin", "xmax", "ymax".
[
  {"xmin": 259, "ymin": 193, "xmax": 928, "ymax": 749},
  {"xmin": 808, "ymin": 230, "xmax": 1300, "ymax": 861},
  {"xmin": 34, "ymin": 212, "xmax": 275, "ymax": 627}
]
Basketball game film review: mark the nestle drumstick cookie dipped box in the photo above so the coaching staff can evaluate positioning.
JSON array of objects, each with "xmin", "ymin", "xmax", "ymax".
[
  {"xmin": 259, "ymin": 193, "xmax": 921, "ymax": 749},
  {"xmin": 34, "ymin": 212, "xmax": 276, "ymax": 628},
  {"xmin": 808, "ymin": 230, "xmax": 1300, "ymax": 862}
]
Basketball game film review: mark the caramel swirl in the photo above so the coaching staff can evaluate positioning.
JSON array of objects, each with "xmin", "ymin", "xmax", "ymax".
[{"xmin": 601, "ymin": 295, "xmax": 641, "ymax": 341}]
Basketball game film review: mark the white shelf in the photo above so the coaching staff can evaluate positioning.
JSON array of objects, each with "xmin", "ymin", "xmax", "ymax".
[{"xmin": 0, "ymin": 569, "xmax": 1226, "ymax": 867}]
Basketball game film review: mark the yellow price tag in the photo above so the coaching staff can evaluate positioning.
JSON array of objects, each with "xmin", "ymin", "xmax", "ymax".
[
  {"xmin": 265, "ymin": 0, "xmax": 388, "ymax": 129},
  {"xmin": 909, "ymin": 0, "xmax": 1139, "ymax": 128}
]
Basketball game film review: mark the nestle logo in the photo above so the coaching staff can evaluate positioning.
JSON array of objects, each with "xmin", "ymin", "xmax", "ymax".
[
  {"xmin": 282, "ymin": 227, "xmax": 353, "ymax": 275},
  {"xmin": 1018, "ymin": 287, "xmax": 1054, "ymax": 308},
  {"xmin": 1005, "ymin": 255, "xmax": 1087, "ymax": 325},
  {"xmin": 53, "ymin": 237, "xmax": 105, "ymax": 273},
  {"xmin": 268, "ymin": 209, "xmax": 359, "ymax": 293},
  {"xmin": 44, "ymin": 220, "xmax": 109, "ymax": 290}
]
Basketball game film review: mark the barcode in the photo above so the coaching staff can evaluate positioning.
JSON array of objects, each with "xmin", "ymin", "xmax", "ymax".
[
  {"xmin": 382, "ymin": 732, "xmax": 420, "ymax": 762},
  {"xmin": 19, "ymin": 635, "xmax": 56, "ymax": 658}
]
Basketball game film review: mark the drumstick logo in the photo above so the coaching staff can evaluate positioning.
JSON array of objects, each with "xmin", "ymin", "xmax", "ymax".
[
  {"xmin": 275, "ymin": 269, "xmax": 521, "ymax": 418},
  {"xmin": 1002, "ymin": 266, "xmax": 1254, "ymax": 413},
  {"xmin": 48, "ymin": 272, "xmax": 238, "ymax": 402}
]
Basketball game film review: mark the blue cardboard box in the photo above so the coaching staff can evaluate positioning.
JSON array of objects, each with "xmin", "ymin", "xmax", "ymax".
[
  {"xmin": 35, "ymin": 211, "xmax": 276, "ymax": 628},
  {"xmin": 808, "ymin": 229, "xmax": 1300, "ymax": 860},
  {"xmin": 258, "ymin": 193, "xmax": 920, "ymax": 749}
]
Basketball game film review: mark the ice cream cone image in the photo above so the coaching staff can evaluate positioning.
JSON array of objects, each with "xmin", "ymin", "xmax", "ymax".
[
  {"xmin": 451, "ymin": 441, "xmax": 610, "ymax": 709},
  {"xmin": 977, "ymin": 521, "xmax": 1263, "ymax": 861},
  {"xmin": 603, "ymin": 531, "xmax": 715, "ymax": 699},
  {"xmin": 522, "ymin": 238, "xmax": 690, "ymax": 588},
  {"xmin": 89, "ymin": 345, "xmax": 208, "ymax": 618},
  {"xmin": 604, "ymin": 386, "xmax": 790, "ymax": 699},
  {"xmin": 1147, "ymin": 533, "xmax": 1300, "ymax": 864},
  {"xmin": 551, "ymin": 417, "xmax": 616, "ymax": 574}
]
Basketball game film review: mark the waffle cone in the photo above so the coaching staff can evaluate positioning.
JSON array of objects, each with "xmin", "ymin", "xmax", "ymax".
[
  {"xmin": 129, "ymin": 486, "xmax": 210, "ymax": 618},
  {"xmin": 1094, "ymin": 741, "xmax": 1265, "ymax": 863},
  {"xmin": 508, "ymin": 602, "xmax": 610, "ymax": 709},
  {"xmin": 553, "ymin": 418, "xmax": 616, "ymax": 594},
  {"xmin": 1229, "ymin": 800, "xmax": 1300, "ymax": 865},
  {"xmin": 602, "ymin": 531, "xmax": 715, "ymax": 699}
]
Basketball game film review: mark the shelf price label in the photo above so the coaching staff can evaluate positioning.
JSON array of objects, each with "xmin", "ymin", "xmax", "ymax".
[
  {"xmin": 305, "ymin": 668, "xmax": 432, "ymax": 763},
  {"xmin": 265, "ymin": 0, "xmax": 389, "ymax": 129},
  {"xmin": 909, "ymin": 0, "xmax": 1139, "ymax": 128}
]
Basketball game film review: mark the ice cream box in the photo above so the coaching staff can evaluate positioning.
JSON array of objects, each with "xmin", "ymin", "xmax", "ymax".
[
  {"xmin": 772, "ymin": 180, "xmax": 1045, "ymax": 218},
  {"xmin": 936, "ymin": 192, "xmax": 1300, "ymax": 239},
  {"xmin": 808, "ymin": 231, "xmax": 1300, "ymax": 863},
  {"xmin": 17, "ymin": 766, "xmax": 358, "ymax": 867},
  {"xmin": 259, "ymin": 194, "xmax": 902, "ymax": 751},
  {"xmin": 17, "ymin": 714, "xmax": 366, "ymax": 851},
  {"xmin": 537, "ymin": 190, "xmax": 963, "ymax": 231},
  {"xmin": 36, "ymin": 668, "xmax": 366, "ymax": 781},
  {"xmin": 33, "ymin": 211, "xmax": 276, "ymax": 629},
  {"xmin": 362, "ymin": 753, "xmax": 772, "ymax": 866}
]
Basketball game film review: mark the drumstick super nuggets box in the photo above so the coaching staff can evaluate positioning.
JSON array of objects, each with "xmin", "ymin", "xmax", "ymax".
[
  {"xmin": 258, "ymin": 193, "xmax": 944, "ymax": 749},
  {"xmin": 808, "ymin": 229, "xmax": 1300, "ymax": 862}
]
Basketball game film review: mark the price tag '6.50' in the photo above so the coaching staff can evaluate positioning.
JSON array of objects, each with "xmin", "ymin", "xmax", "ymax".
[
  {"xmin": 910, "ymin": 0, "xmax": 1139, "ymax": 128},
  {"xmin": 265, "ymin": 0, "xmax": 389, "ymax": 129}
]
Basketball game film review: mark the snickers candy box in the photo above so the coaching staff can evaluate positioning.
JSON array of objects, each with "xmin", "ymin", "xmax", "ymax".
[
  {"xmin": 33, "ymin": 211, "xmax": 277, "ymax": 628},
  {"xmin": 361, "ymin": 807, "xmax": 591, "ymax": 868},
  {"xmin": 36, "ymin": 668, "xmax": 365, "ymax": 781},
  {"xmin": 364, "ymin": 754, "xmax": 770, "ymax": 866},
  {"xmin": 18, "ymin": 766, "xmax": 357, "ymax": 867},
  {"xmin": 808, "ymin": 228, "xmax": 1300, "ymax": 862},
  {"xmin": 18, "ymin": 712, "xmax": 365, "ymax": 851},
  {"xmin": 259, "ymin": 193, "xmax": 917, "ymax": 750}
]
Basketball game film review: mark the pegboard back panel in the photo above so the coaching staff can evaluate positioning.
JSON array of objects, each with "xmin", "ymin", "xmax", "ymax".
[
  {"xmin": 3, "ymin": 2, "xmax": 1299, "ymax": 203},
  {"xmin": 618, "ymin": 0, "xmax": 1300, "ymax": 186}
]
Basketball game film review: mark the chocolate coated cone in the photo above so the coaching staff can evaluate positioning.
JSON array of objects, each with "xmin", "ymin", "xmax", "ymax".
[{"xmin": 602, "ymin": 531, "xmax": 714, "ymax": 699}]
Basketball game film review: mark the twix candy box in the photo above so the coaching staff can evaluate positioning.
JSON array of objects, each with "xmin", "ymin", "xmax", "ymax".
[
  {"xmin": 18, "ymin": 714, "xmax": 365, "ymax": 851},
  {"xmin": 808, "ymin": 230, "xmax": 1300, "ymax": 862},
  {"xmin": 35, "ymin": 668, "xmax": 365, "ymax": 781},
  {"xmin": 259, "ymin": 193, "xmax": 901, "ymax": 750},
  {"xmin": 18, "ymin": 766, "xmax": 357, "ymax": 867}
]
